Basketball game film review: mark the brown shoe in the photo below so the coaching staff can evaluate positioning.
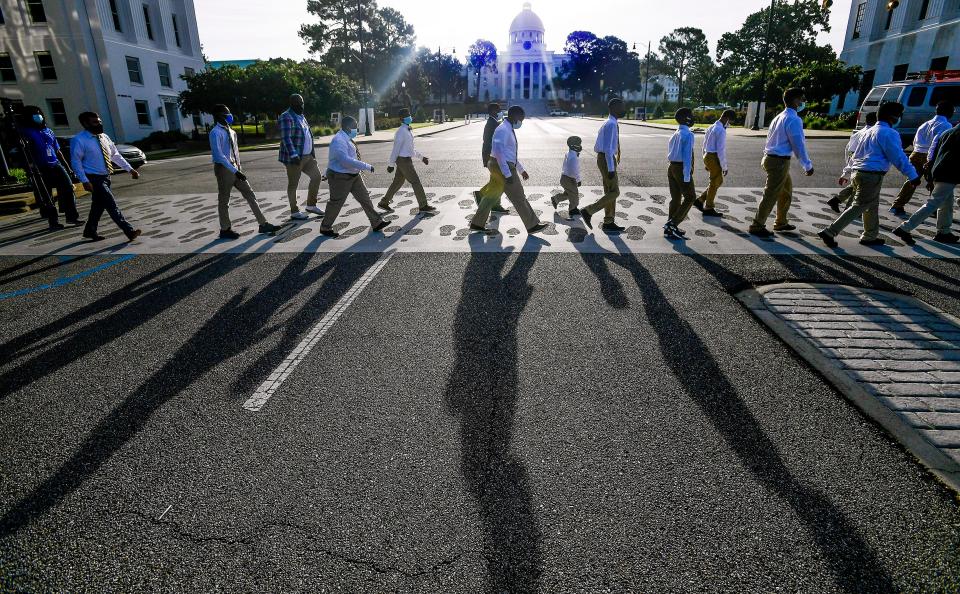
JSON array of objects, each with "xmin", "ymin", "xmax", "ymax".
[{"xmin": 126, "ymin": 229, "xmax": 142, "ymax": 241}]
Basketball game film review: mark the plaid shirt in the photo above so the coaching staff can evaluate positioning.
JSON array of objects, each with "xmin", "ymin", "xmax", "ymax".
[{"xmin": 278, "ymin": 108, "xmax": 314, "ymax": 164}]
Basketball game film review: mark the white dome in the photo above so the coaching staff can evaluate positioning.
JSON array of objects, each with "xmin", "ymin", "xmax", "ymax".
[{"xmin": 509, "ymin": 2, "xmax": 544, "ymax": 33}]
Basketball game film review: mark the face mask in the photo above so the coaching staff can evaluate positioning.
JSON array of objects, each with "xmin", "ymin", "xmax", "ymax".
[
  {"xmin": 347, "ymin": 128, "xmax": 358, "ymax": 139},
  {"xmin": 402, "ymin": 116, "xmax": 413, "ymax": 125},
  {"xmin": 31, "ymin": 114, "xmax": 44, "ymax": 125},
  {"xmin": 224, "ymin": 114, "xmax": 234, "ymax": 125},
  {"xmin": 88, "ymin": 124, "xmax": 104, "ymax": 135},
  {"xmin": 796, "ymin": 102, "xmax": 806, "ymax": 113},
  {"xmin": 512, "ymin": 120, "xmax": 523, "ymax": 130},
  {"xmin": 891, "ymin": 117, "xmax": 900, "ymax": 128}
]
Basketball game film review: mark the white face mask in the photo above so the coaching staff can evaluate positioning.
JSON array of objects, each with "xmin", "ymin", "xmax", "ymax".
[{"xmin": 512, "ymin": 120, "xmax": 523, "ymax": 130}]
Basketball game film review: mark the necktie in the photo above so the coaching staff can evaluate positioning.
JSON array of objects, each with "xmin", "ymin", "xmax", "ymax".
[
  {"xmin": 98, "ymin": 134, "xmax": 115, "ymax": 174},
  {"xmin": 229, "ymin": 128, "xmax": 242, "ymax": 172},
  {"xmin": 352, "ymin": 139, "xmax": 362, "ymax": 161},
  {"xmin": 615, "ymin": 123, "xmax": 621, "ymax": 165}
]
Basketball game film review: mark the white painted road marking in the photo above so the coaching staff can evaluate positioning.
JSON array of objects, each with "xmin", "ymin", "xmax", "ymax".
[{"xmin": 242, "ymin": 250, "xmax": 396, "ymax": 412}]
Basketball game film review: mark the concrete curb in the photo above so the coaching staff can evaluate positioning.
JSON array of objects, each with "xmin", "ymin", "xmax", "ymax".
[
  {"xmin": 737, "ymin": 282, "xmax": 960, "ymax": 495},
  {"xmin": 583, "ymin": 116, "xmax": 851, "ymax": 139}
]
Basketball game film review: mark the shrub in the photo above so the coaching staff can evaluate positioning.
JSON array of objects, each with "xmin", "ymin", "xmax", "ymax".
[{"xmin": 132, "ymin": 130, "xmax": 189, "ymax": 150}]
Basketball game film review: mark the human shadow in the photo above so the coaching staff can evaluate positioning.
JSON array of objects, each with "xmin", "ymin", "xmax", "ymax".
[
  {"xmin": 443, "ymin": 235, "xmax": 543, "ymax": 592},
  {"xmin": 578, "ymin": 242, "xmax": 895, "ymax": 592},
  {"xmin": 0, "ymin": 250, "xmax": 379, "ymax": 537}
]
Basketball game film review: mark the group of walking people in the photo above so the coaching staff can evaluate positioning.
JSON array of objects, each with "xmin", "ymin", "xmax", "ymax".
[{"xmin": 18, "ymin": 89, "xmax": 960, "ymax": 249}]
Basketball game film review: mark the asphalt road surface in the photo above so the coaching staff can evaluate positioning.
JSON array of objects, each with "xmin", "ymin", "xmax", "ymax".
[{"xmin": 1, "ymin": 119, "xmax": 959, "ymax": 592}]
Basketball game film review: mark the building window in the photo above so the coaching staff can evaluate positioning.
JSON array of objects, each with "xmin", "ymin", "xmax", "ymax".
[
  {"xmin": 857, "ymin": 69, "xmax": 876, "ymax": 107},
  {"xmin": 158, "ymin": 62, "xmax": 171, "ymax": 87},
  {"xmin": 142, "ymin": 4, "xmax": 153, "ymax": 40},
  {"xmin": 184, "ymin": 66, "xmax": 195, "ymax": 78},
  {"xmin": 852, "ymin": 3, "xmax": 866, "ymax": 39},
  {"xmin": 35, "ymin": 51, "xmax": 57, "ymax": 80},
  {"xmin": 134, "ymin": 100, "xmax": 151, "ymax": 125},
  {"xmin": 930, "ymin": 56, "xmax": 949, "ymax": 71},
  {"xmin": 0, "ymin": 54, "xmax": 15, "ymax": 82},
  {"xmin": 885, "ymin": 6, "xmax": 894, "ymax": 30},
  {"xmin": 109, "ymin": 0, "xmax": 122, "ymax": 31},
  {"xmin": 892, "ymin": 63, "xmax": 909, "ymax": 81},
  {"xmin": 172, "ymin": 14, "xmax": 181, "ymax": 47},
  {"xmin": 126, "ymin": 56, "xmax": 142, "ymax": 84},
  {"xmin": 26, "ymin": 0, "xmax": 47, "ymax": 23},
  {"xmin": 918, "ymin": 0, "xmax": 930, "ymax": 20},
  {"xmin": 46, "ymin": 98, "xmax": 67, "ymax": 126}
]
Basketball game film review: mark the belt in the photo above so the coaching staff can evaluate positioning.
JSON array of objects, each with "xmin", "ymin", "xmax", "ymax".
[
  {"xmin": 669, "ymin": 161, "xmax": 685, "ymax": 166},
  {"xmin": 327, "ymin": 169, "xmax": 358, "ymax": 178},
  {"xmin": 765, "ymin": 154, "xmax": 790, "ymax": 160},
  {"xmin": 855, "ymin": 169, "xmax": 886, "ymax": 176}
]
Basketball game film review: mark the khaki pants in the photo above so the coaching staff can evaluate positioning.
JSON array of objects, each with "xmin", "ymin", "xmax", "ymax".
[
  {"xmin": 836, "ymin": 183, "xmax": 855, "ymax": 208},
  {"xmin": 551, "ymin": 175, "xmax": 580, "ymax": 210},
  {"xmin": 583, "ymin": 153, "xmax": 620, "ymax": 224},
  {"xmin": 824, "ymin": 170, "xmax": 885, "ymax": 241},
  {"xmin": 901, "ymin": 181, "xmax": 958, "ymax": 235},
  {"xmin": 285, "ymin": 154, "xmax": 324, "ymax": 213},
  {"xmin": 751, "ymin": 156, "xmax": 793, "ymax": 231},
  {"xmin": 214, "ymin": 164, "xmax": 266, "ymax": 230},
  {"xmin": 321, "ymin": 171, "xmax": 383, "ymax": 230},
  {"xmin": 471, "ymin": 162, "xmax": 540, "ymax": 230},
  {"xmin": 380, "ymin": 157, "xmax": 428, "ymax": 208},
  {"xmin": 667, "ymin": 162, "xmax": 697, "ymax": 223},
  {"xmin": 699, "ymin": 152, "xmax": 723, "ymax": 209},
  {"xmin": 892, "ymin": 152, "xmax": 927, "ymax": 209}
]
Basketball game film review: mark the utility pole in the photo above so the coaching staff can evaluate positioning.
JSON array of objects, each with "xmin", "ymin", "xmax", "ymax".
[
  {"xmin": 751, "ymin": 0, "xmax": 775, "ymax": 131},
  {"xmin": 643, "ymin": 41, "xmax": 651, "ymax": 121},
  {"xmin": 357, "ymin": 0, "xmax": 371, "ymax": 136},
  {"xmin": 437, "ymin": 46, "xmax": 443, "ymax": 123}
]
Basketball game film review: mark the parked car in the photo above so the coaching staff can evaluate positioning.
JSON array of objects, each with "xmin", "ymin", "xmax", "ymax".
[
  {"xmin": 56, "ymin": 136, "xmax": 148, "ymax": 170},
  {"xmin": 855, "ymin": 70, "xmax": 960, "ymax": 146},
  {"xmin": 549, "ymin": 110, "xmax": 569, "ymax": 117}
]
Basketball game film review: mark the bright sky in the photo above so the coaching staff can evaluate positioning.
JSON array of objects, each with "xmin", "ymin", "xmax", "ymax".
[{"xmin": 196, "ymin": 0, "xmax": 853, "ymax": 62}]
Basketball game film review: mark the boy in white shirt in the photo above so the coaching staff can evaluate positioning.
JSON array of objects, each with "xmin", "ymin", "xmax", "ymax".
[
  {"xmin": 550, "ymin": 136, "xmax": 583, "ymax": 218},
  {"xmin": 694, "ymin": 109, "xmax": 734, "ymax": 218}
]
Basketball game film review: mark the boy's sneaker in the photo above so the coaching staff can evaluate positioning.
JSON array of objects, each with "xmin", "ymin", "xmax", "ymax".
[
  {"xmin": 601, "ymin": 222, "xmax": 625, "ymax": 233},
  {"xmin": 663, "ymin": 224, "xmax": 681, "ymax": 240},
  {"xmin": 582, "ymin": 210, "xmax": 593, "ymax": 229},
  {"xmin": 372, "ymin": 220, "xmax": 389, "ymax": 232},
  {"xmin": 528, "ymin": 222, "xmax": 549, "ymax": 234},
  {"xmin": 827, "ymin": 196, "xmax": 841, "ymax": 213},
  {"xmin": 219, "ymin": 229, "xmax": 240, "ymax": 240},
  {"xmin": 419, "ymin": 205, "xmax": 438, "ymax": 214},
  {"xmin": 319, "ymin": 228, "xmax": 339, "ymax": 237},
  {"xmin": 259, "ymin": 222, "xmax": 281, "ymax": 234},
  {"xmin": 291, "ymin": 211, "xmax": 309, "ymax": 220},
  {"xmin": 125, "ymin": 229, "xmax": 142, "ymax": 242},
  {"xmin": 889, "ymin": 206, "xmax": 906, "ymax": 216},
  {"xmin": 749, "ymin": 227, "xmax": 774, "ymax": 238},
  {"xmin": 305, "ymin": 205, "xmax": 325, "ymax": 216},
  {"xmin": 773, "ymin": 223, "xmax": 797, "ymax": 232},
  {"xmin": 860, "ymin": 237, "xmax": 886, "ymax": 247},
  {"xmin": 377, "ymin": 201, "xmax": 394, "ymax": 212},
  {"xmin": 702, "ymin": 208, "xmax": 722, "ymax": 217},
  {"xmin": 893, "ymin": 227, "xmax": 915, "ymax": 246},
  {"xmin": 817, "ymin": 230, "xmax": 838, "ymax": 248}
]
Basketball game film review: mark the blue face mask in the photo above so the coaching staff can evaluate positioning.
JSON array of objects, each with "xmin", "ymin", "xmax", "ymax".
[
  {"xmin": 347, "ymin": 128, "xmax": 358, "ymax": 139},
  {"xmin": 31, "ymin": 114, "xmax": 44, "ymax": 125},
  {"xmin": 795, "ymin": 102, "xmax": 806, "ymax": 113},
  {"xmin": 891, "ymin": 117, "xmax": 901, "ymax": 129},
  {"xmin": 512, "ymin": 120, "xmax": 523, "ymax": 130},
  {"xmin": 402, "ymin": 116, "xmax": 413, "ymax": 125},
  {"xmin": 224, "ymin": 114, "xmax": 234, "ymax": 125}
]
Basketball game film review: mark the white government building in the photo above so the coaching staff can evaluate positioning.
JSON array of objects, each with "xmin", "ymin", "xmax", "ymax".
[
  {"xmin": 832, "ymin": 0, "xmax": 960, "ymax": 113},
  {"xmin": 0, "ymin": 0, "xmax": 206, "ymax": 142}
]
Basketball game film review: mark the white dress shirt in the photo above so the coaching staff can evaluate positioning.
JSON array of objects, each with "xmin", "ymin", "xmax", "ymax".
[
  {"xmin": 702, "ymin": 120, "xmax": 728, "ymax": 171},
  {"xmin": 594, "ymin": 115, "xmax": 620, "ymax": 173},
  {"xmin": 561, "ymin": 150, "xmax": 581, "ymax": 182},
  {"xmin": 840, "ymin": 124, "xmax": 872, "ymax": 179},
  {"xmin": 327, "ymin": 130, "xmax": 372, "ymax": 174},
  {"xmin": 388, "ymin": 125, "xmax": 424, "ymax": 166},
  {"xmin": 69, "ymin": 130, "xmax": 133, "ymax": 183},
  {"xmin": 210, "ymin": 124, "xmax": 241, "ymax": 174},
  {"xmin": 765, "ymin": 108, "xmax": 813, "ymax": 172},
  {"xmin": 296, "ymin": 113, "xmax": 313, "ymax": 157},
  {"xmin": 667, "ymin": 125, "xmax": 695, "ymax": 183},
  {"xmin": 913, "ymin": 115, "xmax": 953, "ymax": 154},
  {"xmin": 848, "ymin": 121, "xmax": 918, "ymax": 179},
  {"xmin": 491, "ymin": 120, "xmax": 525, "ymax": 178}
]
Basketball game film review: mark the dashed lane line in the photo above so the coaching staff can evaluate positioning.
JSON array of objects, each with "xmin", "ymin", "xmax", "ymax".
[{"xmin": 241, "ymin": 249, "xmax": 396, "ymax": 412}]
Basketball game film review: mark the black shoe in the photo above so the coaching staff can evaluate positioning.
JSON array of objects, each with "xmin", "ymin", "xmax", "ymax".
[
  {"xmin": 84, "ymin": 233, "xmax": 106, "ymax": 242},
  {"xmin": 377, "ymin": 202, "xmax": 394, "ymax": 212},
  {"xmin": 860, "ymin": 237, "xmax": 886, "ymax": 247},
  {"xmin": 601, "ymin": 222, "xmax": 625, "ymax": 233},
  {"xmin": 372, "ymin": 220, "xmax": 389, "ymax": 232},
  {"xmin": 259, "ymin": 222, "xmax": 281, "ymax": 234},
  {"xmin": 889, "ymin": 206, "xmax": 907, "ymax": 216},
  {"xmin": 672, "ymin": 225, "xmax": 687, "ymax": 237},
  {"xmin": 893, "ymin": 227, "xmax": 915, "ymax": 246},
  {"xmin": 817, "ymin": 230, "xmax": 838, "ymax": 248},
  {"xmin": 701, "ymin": 208, "xmax": 722, "ymax": 218},
  {"xmin": 663, "ymin": 225, "xmax": 683, "ymax": 240},
  {"xmin": 582, "ymin": 210, "xmax": 593, "ymax": 229},
  {"xmin": 219, "ymin": 229, "xmax": 240, "ymax": 240},
  {"xmin": 66, "ymin": 218, "xmax": 84, "ymax": 226},
  {"xmin": 48, "ymin": 222, "xmax": 65, "ymax": 231},
  {"xmin": 827, "ymin": 197, "xmax": 841, "ymax": 213},
  {"xmin": 569, "ymin": 208, "xmax": 581, "ymax": 217},
  {"xmin": 491, "ymin": 205, "xmax": 510, "ymax": 214},
  {"xmin": 750, "ymin": 227, "xmax": 774, "ymax": 238},
  {"xmin": 319, "ymin": 228, "xmax": 339, "ymax": 237},
  {"xmin": 528, "ymin": 222, "xmax": 549, "ymax": 234},
  {"xmin": 773, "ymin": 223, "xmax": 797, "ymax": 232},
  {"xmin": 125, "ymin": 229, "xmax": 142, "ymax": 242},
  {"xmin": 551, "ymin": 195, "xmax": 560, "ymax": 209},
  {"xmin": 473, "ymin": 190, "xmax": 482, "ymax": 205},
  {"xmin": 419, "ymin": 205, "xmax": 438, "ymax": 214},
  {"xmin": 693, "ymin": 199, "xmax": 704, "ymax": 212},
  {"xmin": 934, "ymin": 233, "xmax": 960, "ymax": 244},
  {"xmin": 470, "ymin": 223, "xmax": 498, "ymax": 235}
]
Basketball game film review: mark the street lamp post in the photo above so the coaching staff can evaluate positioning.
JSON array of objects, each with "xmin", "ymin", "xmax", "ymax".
[
  {"xmin": 435, "ymin": 46, "xmax": 456, "ymax": 123},
  {"xmin": 633, "ymin": 40, "xmax": 653, "ymax": 121},
  {"xmin": 751, "ymin": 0, "xmax": 776, "ymax": 131},
  {"xmin": 357, "ymin": 0, "xmax": 372, "ymax": 136}
]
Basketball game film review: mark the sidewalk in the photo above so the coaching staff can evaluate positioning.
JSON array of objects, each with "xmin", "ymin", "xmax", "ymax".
[
  {"xmin": 234, "ymin": 119, "xmax": 468, "ymax": 154},
  {"xmin": 583, "ymin": 116, "xmax": 851, "ymax": 139}
]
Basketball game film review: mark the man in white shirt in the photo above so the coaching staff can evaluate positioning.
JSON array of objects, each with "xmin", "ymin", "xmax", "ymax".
[
  {"xmin": 581, "ymin": 98, "xmax": 626, "ymax": 233},
  {"xmin": 319, "ymin": 116, "xmax": 388, "ymax": 237},
  {"xmin": 694, "ymin": 109, "xmax": 734, "ymax": 218},
  {"xmin": 818, "ymin": 102, "xmax": 922, "ymax": 248},
  {"xmin": 210, "ymin": 104, "xmax": 280, "ymax": 239},
  {"xmin": 550, "ymin": 136, "xmax": 582, "ymax": 218},
  {"xmin": 829, "ymin": 112, "xmax": 877, "ymax": 213},
  {"xmin": 469, "ymin": 105, "xmax": 547, "ymax": 235},
  {"xmin": 750, "ymin": 87, "xmax": 814, "ymax": 238},
  {"xmin": 278, "ymin": 94, "xmax": 324, "ymax": 220},
  {"xmin": 890, "ymin": 100, "xmax": 955, "ymax": 215},
  {"xmin": 377, "ymin": 108, "xmax": 436, "ymax": 214},
  {"xmin": 69, "ymin": 112, "xmax": 141, "ymax": 242},
  {"xmin": 664, "ymin": 108, "xmax": 697, "ymax": 240}
]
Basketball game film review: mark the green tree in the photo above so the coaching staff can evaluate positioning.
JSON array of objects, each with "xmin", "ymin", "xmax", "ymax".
[
  {"xmin": 178, "ymin": 64, "xmax": 248, "ymax": 116},
  {"xmin": 557, "ymin": 31, "xmax": 600, "ymax": 99},
  {"xmin": 467, "ymin": 40, "xmax": 498, "ymax": 102},
  {"xmin": 718, "ymin": 60, "xmax": 861, "ymax": 110},
  {"xmin": 659, "ymin": 27, "xmax": 709, "ymax": 107},
  {"xmin": 595, "ymin": 36, "xmax": 641, "ymax": 97},
  {"xmin": 685, "ymin": 57, "xmax": 721, "ymax": 105}
]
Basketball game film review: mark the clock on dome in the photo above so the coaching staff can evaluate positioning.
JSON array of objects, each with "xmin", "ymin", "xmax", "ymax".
[{"xmin": 523, "ymin": 41, "xmax": 532, "ymax": 50}]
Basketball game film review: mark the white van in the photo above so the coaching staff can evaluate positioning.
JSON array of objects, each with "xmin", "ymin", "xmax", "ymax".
[{"xmin": 856, "ymin": 71, "xmax": 960, "ymax": 146}]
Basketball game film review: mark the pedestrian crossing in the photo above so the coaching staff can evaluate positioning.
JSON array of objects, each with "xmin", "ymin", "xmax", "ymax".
[{"xmin": 0, "ymin": 187, "xmax": 957, "ymax": 258}]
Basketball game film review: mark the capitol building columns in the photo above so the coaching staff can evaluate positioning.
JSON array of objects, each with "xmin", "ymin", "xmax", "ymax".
[{"xmin": 501, "ymin": 61, "xmax": 548, "ymax": 101}]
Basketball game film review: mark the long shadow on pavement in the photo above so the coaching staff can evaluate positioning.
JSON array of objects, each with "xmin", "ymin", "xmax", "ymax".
[
  {"xmin": 575, "ymin": 242, "xmax": 895, "ymax": 592},
  {"xmin": 443, "ymin": 234, "xmax": 544, "ymax": 592},
  {"xmin": 0, "ymin": 250, "xmax": 380, "ymax": 538}
]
